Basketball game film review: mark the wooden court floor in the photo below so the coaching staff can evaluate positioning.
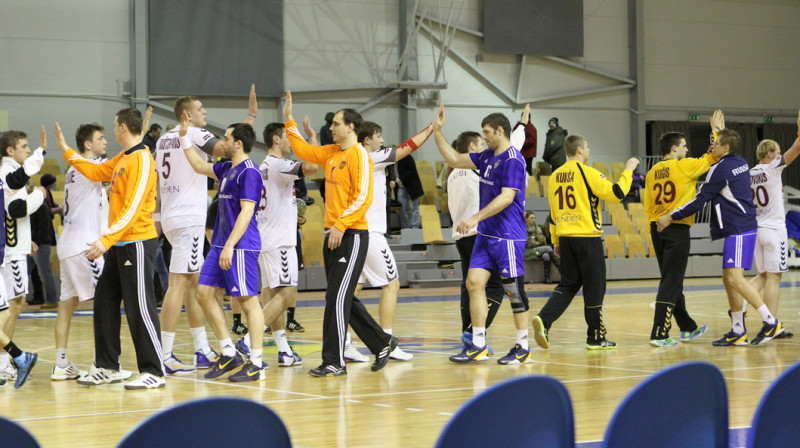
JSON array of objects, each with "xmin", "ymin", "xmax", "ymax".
[{"xmin": 2, "ymin": 272, "xmax": 800, "ymax": 447}]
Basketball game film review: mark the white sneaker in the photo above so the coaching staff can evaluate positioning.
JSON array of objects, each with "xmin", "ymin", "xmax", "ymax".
[
  {"xmin": 343, "ymin": 342, "xmax": 369, "ymax": 362},
  {"xmin": 77, "ymin": 364, "xmax": 115, "ymax": 386},
  {"xmin": 389, "ymin": 346, "xmax": 413, "ymax": 361},
  {"xmin": 51, "ymin": 362, "xmax": 85, "ymax": 380},
  {"xmin": 124, "ymin": 372, "xmax": 166, "ymax": 390},
  {"xmin": 0, "ymin": 363, "xmax": 18, "ymax": 381},
  {"xmin": 109, "ymin": 369, "xmax": 134, "ymax": 382},
  {"xmin": 163, "ymin": 354, "xmax": 196, "ymax": 374}
]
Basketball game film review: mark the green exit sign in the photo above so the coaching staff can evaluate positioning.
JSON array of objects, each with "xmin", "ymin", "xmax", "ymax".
[
  {"xmin": 688, "ymin": 114, "xmax": 699, "ymax": 121},
  {"xmin": 764, "ymin": 116, "xmax": 774, "ymax": 123}
]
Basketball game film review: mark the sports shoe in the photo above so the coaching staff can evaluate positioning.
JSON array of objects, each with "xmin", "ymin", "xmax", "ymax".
[
  {"xmin": 751, "ymin": 320, "xmax": 784, "ymax": 346},
  {"xmin": 204, "ymin": 353, "xmax": 245, "ymax": 379},
  {"xmin": 775, "ymin": 330, "xmax": 794, "ymax": 339},
  {"xmin": 12, "ymin": 352, "xmax": 37, "ymax": 389},
  {"xmin": 389, "ymin": 346, "xmax": 413, "ymax": 361},
  {"xmin": 77, "ymin": 364, "xmax": 115, "ymax": 386},
  {"xmin": 195, "ymin": 349, "xmax": 219, "ymax": 369},
  {"xmin": 711, "ymin": 331, "xmax": 748, "ymax": 346},
  {"xmin": 110, "ymin": 368, "xmax": 134, "ymax": 382},
  {"xmin": 51, "ymin": 362, "xmax": 84, "ymax": 380},
  {"xmin": 586, "ymin": 339, "xmax": 617, "ymax": 350},
  {"xmin": 680, "ymin": 324, "xmax": 708, "ymax": 342},
  {"xmin": 372, "ymin": 336, "xmax": 398, "ymax": 372},
  {"xmin": 278, "ymin": 350, "xmax": 303, "ymax": 367},
  {"xmin": 264, "ymin": 326, "xmax": 272, "ymax": 334},
  {"xmin": 0, "ymin": 363, "xmax": 18, "ymax": 381},
  {"xmin": 649, "ymin": 338, "xmax": 681, "ymax": 347},
  {"xmin": 286, "ymin": 320, "xmax": 305, "ymax": 332},
  {"xmin": 163, "ymin": 354, "xmax": 196, "ymax": 374},
  {"xmin": 228, "ymin": 362, "xmax": 266, "ymax": 382},
  {"xmin": 449, "ymin": 343, "xmax": 490, "ymax": 363},
  {"xmin": 124, "ymin": 372, "xmax": 166, "ymax": 390},
  {"xmin": 234, "ymin": 338, "xmax": 250, "ymax": 357},
  {"xmin": 343, "ymin": 342, "xmax": 369, "ymax": 362},
  {"xmin": 497, "ymin": 344, "xmax": 533, "ymax": 365},
  {"xmin": 461, "ymin": 332, "xmax": 494, "ymax": 354},
  {"xmin": 231, "ymin": 322, "xmax": 248, "ymax": 335},
  {"xmin": 532, "ymin": 316, "xmax": 550, "ymax": 349},
  {"xmin": 309, "ymin": 364, "xmax": 347, "ymax": 377}
]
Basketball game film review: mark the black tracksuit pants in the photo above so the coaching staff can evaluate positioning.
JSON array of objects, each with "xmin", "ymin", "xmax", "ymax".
[{"xmin": 650, "ymin": 223, "xmax": 698, "ymax": 339}]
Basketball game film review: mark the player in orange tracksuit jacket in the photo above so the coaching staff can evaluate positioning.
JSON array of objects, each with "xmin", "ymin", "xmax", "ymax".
[
  {"xmin": 283, "ymin": 91, "xmax": 396, "ymax": 377},
  {"xmin": 56, "ymin": 108, "xmax": 165, "ymax": 389}
]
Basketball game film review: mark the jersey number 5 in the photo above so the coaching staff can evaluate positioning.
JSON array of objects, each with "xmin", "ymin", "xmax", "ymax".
[
  {"xmin": 161, "ymin": 152, "xmax": 171, "ymax": 179},
  {"xmin": 554, "ymin": 185, "xmax": 576, "ymax": 209},
  {"xmin": 653, "ymin": 181, "xmax": 675, "ymax": 205}
]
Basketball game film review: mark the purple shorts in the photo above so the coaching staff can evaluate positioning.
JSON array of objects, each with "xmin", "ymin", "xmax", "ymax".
[
  {"xmin": 722, "ymin": 230, "xmax": 757, "ymax": 270},
  {"xmin": 199, "ymin": 247, "xmax": 259, "ymax": 297},
  {"xmin": 469, "ymin": 234, "xmax": 525, "ymax": 278}
]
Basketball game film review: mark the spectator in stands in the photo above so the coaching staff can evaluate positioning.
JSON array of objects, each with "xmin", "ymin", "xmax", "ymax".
[
  {"xmin": 318, "ymin": 112, "xmax": 335, "ymax": 145},
  {"xmin": 394, "ymin": 155, "xmax": 423, "ymax": 229},
  {"xmin": 543, "ymin": 117, "xmax": 567, "ymax": 172},
  {"xmin": 514, "ymin": 104, "xmax": 538, "ymax": 176},
  {"xmin": 626, "ymin": 168, "xmax": 645, "ymax": 202},
  {"xmin": 142, "ymin": 123, "xmax": 162, "ymax": 154},
  {"xmin": 524, "ymin": 211, "xmax": 559, "ymax": 283},
  {"xmin": 30, "ymin": 174, "xmax": 60, "ymax": 310}
]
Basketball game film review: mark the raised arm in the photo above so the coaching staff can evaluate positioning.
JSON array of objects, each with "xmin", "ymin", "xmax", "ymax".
[
  {"xmin": 587, "ymin": 157, "xmax": 639, "ymax": 202},
  {"xmin": 283, "ymin": 91, "xmax": 337, "ymax": 165},
  {"xmin": 209, "ymin": 85, "xmax": 257, "ymax": 157},
  {"xmin": 302, "ymin": 116, "xmax": 319, "ymax": 146},
  {"xmin": 56, "ymin": 122, "xmax": 119, "ymax": 182},
  {"xmin": 783, "ymin": 110, "xmax": 800, "ymax": 166},
  {"xmin": 431, "ymin": 105, "xmax": 476, "ymax": 169},
  {"xmin": 178, "ymin": 111, "xmax": 217, "ymax": 179},
  {"xmin": 395, "ymin": 122, "xmax": 433, "ymax": 161}
]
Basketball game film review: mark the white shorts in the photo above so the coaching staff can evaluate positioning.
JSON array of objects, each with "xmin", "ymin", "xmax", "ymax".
[
  {"xmin": 359, "ymin": 232, "xmax": 399, "ymax": 287},
  {"xmin": 2, "ymin": 256, "xmax": 28, "ymax": 301},
  {"xmin": 0, "ymin": 273, "xmax": 8, "ymax": 311},
  {"xmin": 259, "ymin": 247, "xmax": 298, "ymax": 289},
  {"xmin": 165, "ymin": 225, "xmax": 205, "ymax": 274},
  {"xmin": 60, "ymin": 254, "xmax": 104, "ymax": 302},
  {"xmin": 754, "ymin": 226, "xmax": 789, "ymax": 274}
]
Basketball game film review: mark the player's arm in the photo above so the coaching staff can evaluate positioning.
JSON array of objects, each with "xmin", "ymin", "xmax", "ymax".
[
  {"xmin": 283, "ymin": 91, "xmax": 335, "ymax": 165},
  {"xmin": 55, "ymin": 122, "xmax": 119, "ymax": 182},
  {"xmin": 302, "ymin": 116, "xmax": 319, "ymax": 146},
  {"xmin": 395, "ymin": 122, "xmax": 434, "ymax": 161},
  {"xmin": 659, "ymin": 164, "xmax": 725, "ymax": 231},
  {"xmin": 177, "ymin": 111, "xmax": 217, "ymax": 179},
  {"xmin": 218, "ymin": 199, "xmax": 256, "ymax": 270},
  {"xmin": 432, "ymin": 105, "xmax": 476, "ymax": 169},
  {"xmin": 456, "ymin": 187, "xmax": 516, "ymax": 236},
  {"xmin": 6, "ymin": 186, "xmax": 45, "ymax": 219},
  {"xmin": 783, "ymin": 110, "xmax": 800, "ymax": 166},
  {"xmin": 301, "ymin": 162, "xmax": 318, "ymax": 177},
  {"xmin": 587, "ymin": 158, "xmax": 639, "ymax": 202},
  {"xmin": 510, "ymin": 103, "xmax": 531, "ymax": 150},
  {"xmin": 678, "ymin": 151, "xmax": 719, "ymax": 179},
  {"xmin": 244, "ymin": 84, "xmax": 257, "ymax": 126},
  {"xmin": 333, "ymin": 149, "xmax": 373, "ymax": 233}
]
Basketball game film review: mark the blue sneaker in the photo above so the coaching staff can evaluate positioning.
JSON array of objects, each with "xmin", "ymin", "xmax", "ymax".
[
  {"xmin": 497, "ymin": 344, "xmax": 533, "ymax": 365},
  {"xmin": 680, "ymin": 324, "xmax": 708, "ymax": 342},
  {"xmin": 449, "ymin": 343, "xmax": 490, "ymax": 363},
  {"xmin": 163, "ymin": 353, "xmax": 196, "ymax": 374},
  {"xmin": 204, "ymin": 353, "xmax": 244, "ymax": 379},
  {"xmin": 12, "ymin": 352, "xmax": 38, "ymax": 389},
  {"xmin": 278, "ymin": 350, "xmax": 303, "ymax": 367},
  {"xmin": 195, "ymin": 349, "xmax": 219, "ymax": 370},
  {"xmin": 712, "ymin": 331, "xmax": 748, "ymax": 346},
  {"xmin": 228, "ymin": 362, "xmax": 265, "ymax": 382},
  {"xmin": 751, "ymin": 320, "xmax": 784, "ymax": 346},
  {"xmin": 461, "ymin": 332, "xmax": 494, "ymax": 354},
  {"xmin": 234, "ymin": 337, "xmax": 250, "ymax": 357}
]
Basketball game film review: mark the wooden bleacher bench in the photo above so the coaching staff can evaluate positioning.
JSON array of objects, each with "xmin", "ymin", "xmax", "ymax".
[
  {"xmin": 604, "ymin": 234, "xmax": 625, "ymax": 259},
  {"xmin": 301, "ymin": 203, "xmax": 325, "ymax": 267},
  {"xmin": 593, "ymin": 161, "xmax": 610, "ymax": 178},
  {"xmin": 624, "ymin": 233, "xmax": 647, "ymax": 258},
  {"xmin": 416, "ymin": 160, "xmax": 438, "ymax": 206},
  {"xmin": 526, "ymin": 175, "xmax": 541, "ymax": 197},
  {"xmin": 420, "ymin": 204, "xmax": 448, "ymax": 244},
  {"xmin": 540, "ymin": 175, "xmax": 551, "ymax": 197}
]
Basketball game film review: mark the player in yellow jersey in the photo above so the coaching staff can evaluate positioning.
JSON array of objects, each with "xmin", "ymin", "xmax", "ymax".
[
  {"xmin": 531, "ymin": 135, "xmax": 639, "ymax": 350},
  {"xmin": 643, "ymin": 111, "xmax": 723, "ymax": 346}
]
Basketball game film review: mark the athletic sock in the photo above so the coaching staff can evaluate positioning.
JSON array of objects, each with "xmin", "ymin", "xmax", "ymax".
[
  {"xmin": 233, "ymin": 313, "xmax": 242, "ymax": 326},
  {"xmin": 287, "ymin": 306, "xmax": 296, "ymax": 321},
  {"xmin": 220, "ymin": 339, "xmax": 235, "ymax": 358},
  {"xmin": 272, "ymin": 330, "xmax": 292, "ymax": 353},
  {"xmin": 190, "ymin": 326, "xmax": 211, "ymax": 354},
  {"xmin": 2, "ymin": 343, "xmax": 21, "ymax": 359},
  {"xmin": 756, "ymin": 305, "xmax": 777, "ymax": 325},
  {"xmin": 56, "ymin": 348, "xmax": 69, "ymax": 368},
  {"xmin": 731, "ymin": 311, "xmax": 745, "ymax": 334},
  {"xmin": 345, "ymin": 331, "xmax": 353, "ymax": 346},
  {"xmin": 517, "ymin": 330, "xmax": 529, "ymax": 350},
  {"xmin": 383, "ymin": 328, "xmax": 393, "ymax": 336},
  {"xmin": 472, "ymin": 327, "xmax": 486, "ymax": 348},
  {"xmin": 161, "ymin": 331, "xmax": 176, "ymax": 360},
  {"xmin": 242, "ymin": 334, "xmax": 252, "ymax": 348},
  {"xmin": 251, "ymin": 349, "xmax": 263, "ymax": 368}
]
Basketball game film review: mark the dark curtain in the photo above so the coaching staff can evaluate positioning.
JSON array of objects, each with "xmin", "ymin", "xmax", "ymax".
[
  {"xmin": 726, "ymin": 122, "xmax": 759, "ymax": 168},
  {"xmin": 764, "ymin": 123, "xmax": 800, "ymax": 189},
  {"xmin": 649, "ymin": 121, "xmax": 691, "ymax": 155}
]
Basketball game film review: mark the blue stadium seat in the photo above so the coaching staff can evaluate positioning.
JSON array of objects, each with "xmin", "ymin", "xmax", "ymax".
[
  {"xmin": 747, "ymin": 360, "xmax": 800, "ymax": 447},
  {"xmin": 0, "ymin": 416, "xmax": 39, "ymax": 447}
]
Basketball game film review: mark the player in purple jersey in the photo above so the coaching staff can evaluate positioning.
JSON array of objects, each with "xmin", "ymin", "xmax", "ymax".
[
  {"xmin": 432, "ymin": 105, "xmax": 533, "ymax": 365},
  {"xmin": 179, "ymin": 114, "xmax": 266, "ymax": 382}
]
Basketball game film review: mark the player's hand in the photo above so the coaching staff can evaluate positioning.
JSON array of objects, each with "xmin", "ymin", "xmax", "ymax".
[
  {"xmin": 710, "ymin": 109, "xmax": 725, "ymax": 133},
  {"xmin": 325, "ymin": 226, "xmax": 344, "ymax": 250},
  {"xmin": 54, "ymin": 122, "xmax": 69, "ymax": 152},
  {"xmin": 248, "ymin": 84, "xmax": 258, "ymax": 118},
  {"xmin": 142, "ymin": 106, "xmax": 153, "ymax": 137},
  {"xmin": 219, "ymin": 245, "xmax": 233, "ymax": 270},
  {"xmin": 39, "ymin": 125, "xmax": 47, "ymax": 151},
  {"xmin": 283, "ymin": 91, "xmax": 293, "ymax": 122},
  {"xmin": 625, "ymin": 157, "xmax": 640, "ymax": 171},
  {"xmin": 31, "ymin": 241, "xmax": 38, "ymax": 255},
  {"xmin": 456, "ymin": 215, "xmax": 479, "ymax": 235},
  {"xmin": 432, "ymin": 104, "xmax": 446, "ymax": 132},
  {"xmin": 521, "ymin": 103, "xmax": 531, "ymax": 124},
  {"xmin": 179, "ymin": 110, "xmax": 190, "ymax": 138},
  {"xmin": 303, "ymin": 116, "xmax": 317, "ymax": 141},
  {"xmin": 656, "ymin": 215, "xmax": 673, "ymax": 232},
  {"xmin": 85, "ymin": 240, "xmax": 107, "ymax": 260}
]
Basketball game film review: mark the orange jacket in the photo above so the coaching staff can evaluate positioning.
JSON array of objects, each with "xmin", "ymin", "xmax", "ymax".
[
  {"xmin": 63, "ymin": 144, "xmax": 157, "ymax": 248},
  {"xmin": 285, "ymin": 119, "xmax": 372, "ymax": 231}
]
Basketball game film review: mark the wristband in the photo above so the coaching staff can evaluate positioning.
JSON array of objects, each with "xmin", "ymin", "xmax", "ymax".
[
  {"xmin": 248, "ymin": 114, "xmax": 257, "ymax": 118},
  {"xmin": 179, "ymin": 135, "xmax": 192, "ymax": 151},
  {"xmin": 400, "ymin": 123, "xmax": 434, "ymax": 153}
]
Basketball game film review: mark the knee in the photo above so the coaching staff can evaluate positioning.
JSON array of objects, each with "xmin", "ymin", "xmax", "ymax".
[
  {"xmin": 465, "ymin": 277, "xmax": 483, "ymax": 294},
  {"xmin": 504, "ymin": 279, "xmax": 529, "ymax": 313}
]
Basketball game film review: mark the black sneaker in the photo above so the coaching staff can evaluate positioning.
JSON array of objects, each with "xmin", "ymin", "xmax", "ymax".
[
  {"xmin": 371, "ymin": 336, "xmax": 398, "ymax": 372},
  {"xmin": 228, "ymin": 362, "xmax": 266, "ymax": 382},
  {"xmin": 309, "ymin": 364, "xmax": 347, "ymax": 377},
  {"xmin": 286, "ymin": 320, "xmax": 305, "ymax": 333},
  {"xmin": 204, "ymin": 353, "xmax": 244, "ymax": 379},
  {"xmin": 586, "ymin": 339, "xmax": 617, "ymax": 350},
  {"xmin": 232, "ymin": 322, "xmax": 249, "ymax": 335}
]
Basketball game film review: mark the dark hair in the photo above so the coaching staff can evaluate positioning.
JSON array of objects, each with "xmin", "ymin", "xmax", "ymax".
[
  {"xmin": 116, "ymin": 108, "xmax": 143, "ymax": 135},
  {"xmin": 228, "ymin": 123, "xmax": 256, "ymax": 154},
  {"xmin": 324, "ymin": 112, "xmax": 335, "ymax": 124},
  {"xmin": 480, "ymin": 113, "xmax": 511, "ymax": 138},
  {"xmin": 455, "ymin": 131, "xmax": 481, "ymax": 154},
  {"xmin": 75, "ymin": 123, "xmax": 105, "ymax": 153},
  {"xmin": 149, "ymin": 124, "xmax": 162, "ymax": 132},
  {"xmin": 564, "ymin": 135, "xmax": 586, "ymax": 157},
  {"xmin": 358, "ymin": 121, "xmax": 382, "ymax": 143},
  {"xmin": 658, "ymin": 132, "xmax": 686, "ymax": 156},
  {"xmin": 337, "ymin": 108, "xmax": 363, "ymax": 134},
  {"xmin": 174, "ymin": 96, "xmax": 199, "ymax": 120},
  {"xmin": 0, "ymin": 130, "xmax": 27, "ymax": 157},
  {"xmin": 717, "ymin": 129, "xmax": 741, "ymax": 154},
  {"xmin": 263, "ymin": 122, "xmax": 285, "ymax": 147}
]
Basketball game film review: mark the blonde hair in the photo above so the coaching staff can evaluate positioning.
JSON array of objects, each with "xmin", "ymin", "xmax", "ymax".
[{"xmin": 756, "ymin": 139, "xmax": 779, "ymax": 161}]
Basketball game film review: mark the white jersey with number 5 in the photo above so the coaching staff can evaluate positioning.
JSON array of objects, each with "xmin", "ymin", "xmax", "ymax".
[
  {"xmin": 750, "ymin": 155, "xmax": 786, "ymax": 230},
  {"xmin": 156, "ymin": 125, "xmax": 219, "ymax": 233},
  {"xmin": 365, "ymin": 146, "xmax": 397, "ymax": 234},
  {"xmin": 257, "ymin": 156, "xmax": 303, "ymax": 250},
  {"xmin": 57, "ymin": 162, "xmax": 107, "ymax": 260}
]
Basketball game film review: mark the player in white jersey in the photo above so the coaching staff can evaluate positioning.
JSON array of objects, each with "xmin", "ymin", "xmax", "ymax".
[
  {"xmin": 310, "ymin": 119, "xmax": 432, "ymax": 362},
  {"xmin": 156, "ymin": 85, "xmax": 258, "ymax": 373},
  {"xmin": 0, "ymin": 128, "xmax": 46, "ymax": 381},
  {"xmin": 234, "ymin": 123, "xmax": 317, "ymax": 367},
  {"xmin": 744, "ymin": 112, "xmax": 800, "ymax": 336}
]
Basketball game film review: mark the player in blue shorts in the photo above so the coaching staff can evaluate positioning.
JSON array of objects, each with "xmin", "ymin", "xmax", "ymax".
[
  {"xmin": 659, "ymin": 127, "xmax": 784, "ymax": 346},
  {"xmin": 432, "ymin": 105, "xmax": 532, "ymax": 365},
  {"xmin": 178, "ymin": 113, "xmax": 267, "ymax": 381}
]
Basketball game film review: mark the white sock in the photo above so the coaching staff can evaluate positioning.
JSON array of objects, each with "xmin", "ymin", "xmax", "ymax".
[
  {"xmin": 251, "ymin": 349, "xmax": 263, "ymax": 368},
  {"xmin": 0, "ymin": 352, "xmax": 9, "ymax": 367},
  {"xmin": 161, "ymin": 331, "xmax": 176, "ymax": 360},
  {"xmin": 383, "ymin": 328, "xmax": 393, "ymax": 335},
  {"xmin": 242, "ymin": 335, "xmax": 252, "ymax": 349},
  {"xmin": 190, "ymin": 327, "xmax": 211, "ymax": 354},
  {"xmin": 220, "ymin": 339, "xmax": 235, "ymax": 358},
  {"xmin": 273, "ymin": 330, "xmax": 292, "ymax": 353},
  {"xmin": 756, "ymin": 305, "xmax": 776, "ymax": 325},
  {"xmin": 731, "ymin": 311, "xmax": 745, "ymax": 334},
  {"xmin": 472, "ymin": 327, "xmax": 486, "ymax": 348},
  {"xmin": 56, "ymin": 348, "xmax": 69, "ymax": 368},
  {"xmin": 517, "ymin": 330, "xmax": 529, "ymax": 350},
  {"xmin": 345, "ymin": 331, "xmax": 353, "ymax": 346}
]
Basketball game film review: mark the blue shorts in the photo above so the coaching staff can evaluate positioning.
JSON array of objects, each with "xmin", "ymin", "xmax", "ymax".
[
  {"xmin": 198, "ymin": 247, "xmax": 259, "ymax": 297},
  {"xmin": 722, "ymin": 230, "xmax": 757, "ymax": 270},
  {"xmin": 469, "ymin": 234, "xmax": 525, "ymax": 278}
]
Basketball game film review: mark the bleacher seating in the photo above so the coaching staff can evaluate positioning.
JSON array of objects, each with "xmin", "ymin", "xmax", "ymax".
[
  {"xmin": 540, "ymin": 175, "xmax": 551, "ymax": 197},
  {"xmin": 535, "ymin": 161, "xmax": 551, "ymax": 179},
  {"xmin": 420, "ymin": 204, "xmax": 447, "ymax": 244},
  {"xmin": 526, "ymin": 175, "xmax": 541, "ymax": 197},
  {"xmin": 624, "ymin": 234, "xmax": 647, "ymax": 258},
  {"xmin": 604, "ymin": 234, "xmax": 625, "ymax": 259},
  {"xmin": 416, "ymin": 160, "xmax": 437, "ymax": 206},
  {"xmin": 593, "ymin": 161, "xmax": 610, "ymax": 178},
  {"xmin": 611, "ymin": 161, "xmax": 626, "ymax": 181}
]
